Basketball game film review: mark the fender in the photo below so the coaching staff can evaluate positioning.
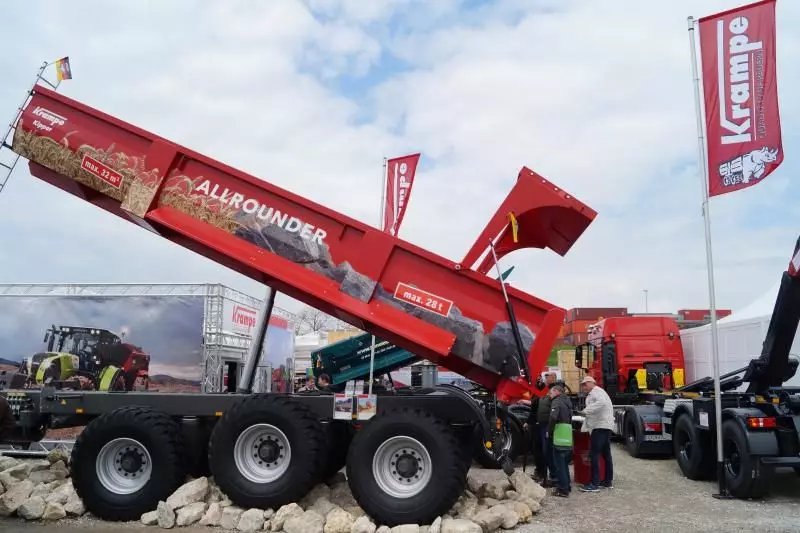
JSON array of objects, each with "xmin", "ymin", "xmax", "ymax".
[
  {"xmin": 722, "ymin": 408, "xmax": 780, "ymax": 457},
  {"xmin": 97, "ymin": 365, "xmax": 122, "ymax": 392},
  {"xmin": 34, "ymin": 353, "xmax": 78, "ymax": 383}
]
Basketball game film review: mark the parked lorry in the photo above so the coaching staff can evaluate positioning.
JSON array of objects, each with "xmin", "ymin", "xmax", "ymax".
[
  {"xmin": 0, "ymin": 82, "xmax": 597, "ymax": 524},
  {"xmin": 574, "ymin": 239, "xmax": 800, "ymax": 498}
]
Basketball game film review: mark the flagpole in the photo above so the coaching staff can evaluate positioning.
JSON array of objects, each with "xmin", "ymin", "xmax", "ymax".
[
  {"xmin": 688, "ymin": 15, "xmax": 728, "ymax": 498},
  {"xmin": 367, "ymin": 157, "xmax": 388, "ymax": 397}
]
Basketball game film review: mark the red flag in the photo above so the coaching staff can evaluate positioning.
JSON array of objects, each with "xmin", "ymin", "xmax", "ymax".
[
  {"xmin": 382, "ymin": 153, "xmax": 421, "ymax": 235},
  {"xmin": 699, "ymin": 0, "xmax": 783, "ymax": 198}
]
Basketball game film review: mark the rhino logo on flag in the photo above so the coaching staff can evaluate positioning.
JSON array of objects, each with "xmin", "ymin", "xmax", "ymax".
[{"xmin": 718, "ymin": 146, "xmax": 780, "ymax": 187}]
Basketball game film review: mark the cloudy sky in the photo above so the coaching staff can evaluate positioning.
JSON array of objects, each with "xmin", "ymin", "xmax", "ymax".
[{"xmin": 1, "ymin": 0, "xmax": 799, "ymax": 320}]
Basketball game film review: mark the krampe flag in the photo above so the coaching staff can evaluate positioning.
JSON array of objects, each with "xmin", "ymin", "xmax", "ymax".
[{"xmin": 55, "ymin": 57, "xmax": 72, "ymax": 81}]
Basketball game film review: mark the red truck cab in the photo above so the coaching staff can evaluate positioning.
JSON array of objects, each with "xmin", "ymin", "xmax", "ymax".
[{"xmin": 575, "ymin": 316, "xmax": 686, "ymax": 396}]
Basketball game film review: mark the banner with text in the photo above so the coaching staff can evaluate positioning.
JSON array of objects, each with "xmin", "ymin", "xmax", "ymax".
[
  {"xmin": 699, "ymin": 0, "xmax": 783, "ymax": 197},
  {"xmin": 383, "ymin": 153, "xmax": 421, "ymax": 236}
]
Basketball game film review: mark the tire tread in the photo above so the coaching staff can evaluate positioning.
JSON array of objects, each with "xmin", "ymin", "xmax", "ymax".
[
  {"xmin": 70, "ymin": 406, "xmax": 186, "ymax": 521},
  {"xmin": 346, "ymin": 407, "xmax": 468, "ymax": 526},
  {"xmin": 208, "ymin": 394, "xmax": 327, "ymax": 508}
]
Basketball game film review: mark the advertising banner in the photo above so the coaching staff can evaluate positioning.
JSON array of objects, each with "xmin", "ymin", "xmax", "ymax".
[
  {"xmin": 699, "ymin": 0, "xmax": 783, "ymax": 197},
  {"xmin": 383, "ymin": 153, "xmax": 421, "ymax": 236},
  {"xmin": 0, "ymin": 295, "xmax": 205, "ymax": 392}
]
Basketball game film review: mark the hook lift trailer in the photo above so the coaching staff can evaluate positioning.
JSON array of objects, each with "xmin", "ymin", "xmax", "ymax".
[
  {"xmin": 0, "ymin": 84, "xmax": 597, "ymax": 525},
  {"xmin": 576, "ymin": 235, "xmax": 800, "ymax": 498}
]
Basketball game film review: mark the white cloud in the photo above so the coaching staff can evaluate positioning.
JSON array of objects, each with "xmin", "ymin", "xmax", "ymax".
[{"xmin": 1, "ymin": 0, "xmax": 799, "ymax": 331}]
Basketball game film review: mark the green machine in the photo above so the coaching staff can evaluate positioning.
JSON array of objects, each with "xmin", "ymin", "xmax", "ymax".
[{"xmin": 309, "ymin": 333, "xmax": 420, "ymax": 390}]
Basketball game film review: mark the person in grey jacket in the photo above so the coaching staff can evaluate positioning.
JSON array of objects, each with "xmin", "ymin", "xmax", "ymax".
[
  {"xmin": 577, "ymin": 375, "xmax": 614, "ymax": 491},
  {"xmin": 547, "ymin": 384, "xmax": 573, "ymax": 497}
]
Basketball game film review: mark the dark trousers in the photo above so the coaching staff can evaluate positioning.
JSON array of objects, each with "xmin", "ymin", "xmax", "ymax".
[
  {"xmin": 552, "ymin": 447, "xmax": 572, "ymax": 493},
  {"xmin": 590, "ymin": 428, "xmax": 614, "ymax": 486},
  {"xmin": 538, "ymin": 425, "xmax": 556, "ymax": 479},
  {"xmin": 529, "ymin": 422, "xmax": 544, "ymax": 474}
]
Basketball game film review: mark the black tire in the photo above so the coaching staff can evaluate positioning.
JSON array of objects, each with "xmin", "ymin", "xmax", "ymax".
[
  {"xmin": 322, "ymin": 421, "xmax": 354, "ymax": 481},
  {"xmin": 472, "ymin": 415, "xmax": 523, "ymax": 469},
  {"xmin": 208, "ymin": 395, "xmax": 326, "ymax": 509},
  {"xmin": 624, "ymin": 414, "xmax": 642, "ymax": 458},
  {"xmin": 721, "ymin": 419, "xmax": 773, "ymax": 499},
  {"xmin": 346, "ymin": 408, "xmax": 468, "ymax": 526},
  {"xmin": 70, "ymin": 406, "xmax": 187, "ymax": 521},
  {"xmin": 673, "ymin": 413, "xmax": 712, "ymax": 480}
]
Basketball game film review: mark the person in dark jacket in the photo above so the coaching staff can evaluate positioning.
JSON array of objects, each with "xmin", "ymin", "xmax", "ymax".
[
  {"xmin": 524, "ymin": 373, "xmax": 557, "ymax": 484},
  {"xmin": 548, "ymin": 383, "xmax": 573, "ymax": 497}
]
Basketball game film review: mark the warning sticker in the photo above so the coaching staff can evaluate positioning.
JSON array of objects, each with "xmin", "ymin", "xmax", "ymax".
[{"xmin": 393, "ymin": 282, "xmax": 453, "ymax": 317}]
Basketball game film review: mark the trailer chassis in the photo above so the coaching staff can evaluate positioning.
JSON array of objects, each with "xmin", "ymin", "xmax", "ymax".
[{"xmin": 0, "ymin": 288, "xmax": 502, "ymax": 526}]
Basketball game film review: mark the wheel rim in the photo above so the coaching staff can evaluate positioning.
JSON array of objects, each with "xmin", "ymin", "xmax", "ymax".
[
  {"xmin": 626, "ymin": 421, "xmax": 636, "ymax": 444},
  {"xmin": 723, "ymin": 437, "xmax": 741, "ymax": 479},
  {"xmin": 372, "ymin": 435, "xmax": 433, "ymax": 498},
  {"xmin": 96, "ymin": 437, "xmax": 152, "ymax": 495},
  {"xmin": 489, "ymin": 425, "xmax": 513, "ymax": 455},
  {"xmin": 677, "ymin": 428, "xmax": 691, "ymax": 462},
  {"xmin": 234, "ymin": 423, "xmax": 292, "ymax": 483}
]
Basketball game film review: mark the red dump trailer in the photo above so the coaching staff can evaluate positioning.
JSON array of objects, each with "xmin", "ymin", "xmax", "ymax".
[{"xmin": 0, "ymin": 83, "xmax": 596, "ymax": 524}]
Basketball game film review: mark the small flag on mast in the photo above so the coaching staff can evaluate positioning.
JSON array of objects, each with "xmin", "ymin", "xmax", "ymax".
[
  {"xmin": 496, "ymin": 265, "xmax": 515, "ymax": 282},
  {"xmin": 507, "ymin": 211, "xmax": 519, "ymax": 243},
  {"xmin": 54, "ymin": 57, "xmax": 72, "ymax": 81}
]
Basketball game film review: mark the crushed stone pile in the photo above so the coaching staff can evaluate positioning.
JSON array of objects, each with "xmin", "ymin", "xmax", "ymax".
[{"xmin": 0, "ymin": 451, "xmax": 547, "ymax": 532}]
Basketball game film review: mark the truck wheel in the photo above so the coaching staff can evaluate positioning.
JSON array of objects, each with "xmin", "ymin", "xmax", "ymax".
[
  {"xmin": 673, "ymin": 413, "xmax": 711, "ymax": 480},
  {"xmin": 472, "ymin": 416, "xmax": 523, "ymax": 469},
  {"xmin": 70, "ymin": 406, "xmax": 186, "ymax": 521},
  {"xmin": 346, "ymin": 408, "xmax": 468, "ymax": 526},
  {"xmin": 208, "ymin": 395, "xmax": 326, "ymax": 509},
  {"xmin": 623, "ymin": 415, "xmax": 642, "ymax": 458},
  {"xmin": 722, "ymin": 419, "xmax": 773, "ymax": 499},
  {"xmin": 322, "ymin": 421, "xmax": 354, "ymax": 481}
]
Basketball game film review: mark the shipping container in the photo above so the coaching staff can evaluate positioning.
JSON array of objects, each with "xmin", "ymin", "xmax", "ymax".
[
  {"xmin": 566, "ymin": 307, "xmax": 627, "ymax": 322},
  {"xmin": 563, "ymin": 319, "xmax": 597, "ymax": 336},
  {"xmin": 677, "ymin": 309, "xmax": 732, "ymax": 321}
]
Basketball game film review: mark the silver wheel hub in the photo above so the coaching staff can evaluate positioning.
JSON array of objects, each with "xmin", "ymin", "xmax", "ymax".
[
  {"xmin": 234, "ymin": 423, "xmax": 292, "ymax": 483},
  {"xmin": 373, "ymin": 436, "xmax": 432, "ymax": 498},
  {"xmin": 96, "ymin": 437, "xmax": 152, "ymax": 495}
]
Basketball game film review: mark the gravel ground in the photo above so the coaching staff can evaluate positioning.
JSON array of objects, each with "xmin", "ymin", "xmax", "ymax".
[{"xmin": 2, "ymin": 442, "xmax": 800, "ymax": 533}]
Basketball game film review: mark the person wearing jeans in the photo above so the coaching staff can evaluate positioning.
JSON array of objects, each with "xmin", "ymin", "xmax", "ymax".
[
  {"xmin": 577, "ymin": 375, "xmax": 615, "ymax": 491},
  {"xmin": 547, "ymin": 384, "xmax": 573, "ymax": 497}
]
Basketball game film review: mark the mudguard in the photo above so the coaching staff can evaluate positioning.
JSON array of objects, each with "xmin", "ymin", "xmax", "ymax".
[
  {"xmin": 97, "ymin": 365, "xmax": 122, "ymax": 391},
  {"xmin": 34, "ymin": 353, "xmax": 79, "ymax": 384},
  {"xmin": 723, "ymin": 408, "xmax": 780, "ymax": 457}
]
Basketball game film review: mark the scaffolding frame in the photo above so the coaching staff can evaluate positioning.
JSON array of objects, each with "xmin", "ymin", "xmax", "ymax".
[{"xmin": 0, "ymin": 61, "xmax": 63, "ymax": 196}]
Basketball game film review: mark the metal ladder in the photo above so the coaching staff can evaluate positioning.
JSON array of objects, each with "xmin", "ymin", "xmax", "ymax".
[{"xmin": 0, "ymin": 61, "xmax": 61, "ymax": 196}]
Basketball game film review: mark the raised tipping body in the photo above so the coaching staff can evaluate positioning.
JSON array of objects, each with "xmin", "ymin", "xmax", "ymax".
[
  {"xmin": 3, "ymin": 83, "xmax": 597, "ymax": 525},
  {"xmin": 14, "ymin": 85, "xmax": 596, "ymax": 402}
]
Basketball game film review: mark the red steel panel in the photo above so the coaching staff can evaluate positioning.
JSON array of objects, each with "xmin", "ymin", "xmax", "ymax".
[{"xmin": 12, "ymin": 86, "xmax": 596, "ymax": 400}]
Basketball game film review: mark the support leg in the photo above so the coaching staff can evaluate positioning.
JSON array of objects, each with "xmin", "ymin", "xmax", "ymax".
[{"xmin": 237, "ymin": 288, "xmax": 277, "ymax": 394}]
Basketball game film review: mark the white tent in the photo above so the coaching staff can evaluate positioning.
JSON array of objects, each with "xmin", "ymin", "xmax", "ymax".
[{"xmin": 680, "ymin": 276, "xmax": 800, "ymax": 389}]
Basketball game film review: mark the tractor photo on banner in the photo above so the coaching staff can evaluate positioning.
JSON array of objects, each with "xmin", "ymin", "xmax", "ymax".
[{"xmin": 0, "ymin": 295, "xmax": 206, "ymax": 393}]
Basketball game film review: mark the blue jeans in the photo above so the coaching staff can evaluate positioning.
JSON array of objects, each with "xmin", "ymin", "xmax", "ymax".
[
  {"xmin": 590, "ymin": 428, "xmax": 613, "ymax": 486},
  {"xmin": 552, "ymin": 447, "xmax": 571, "ymax": 493}
]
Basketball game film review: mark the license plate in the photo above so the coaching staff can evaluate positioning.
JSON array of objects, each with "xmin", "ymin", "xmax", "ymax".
[{"xmin": 644, "ymin": 434, "xmax": 671, "ymax": 442}]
